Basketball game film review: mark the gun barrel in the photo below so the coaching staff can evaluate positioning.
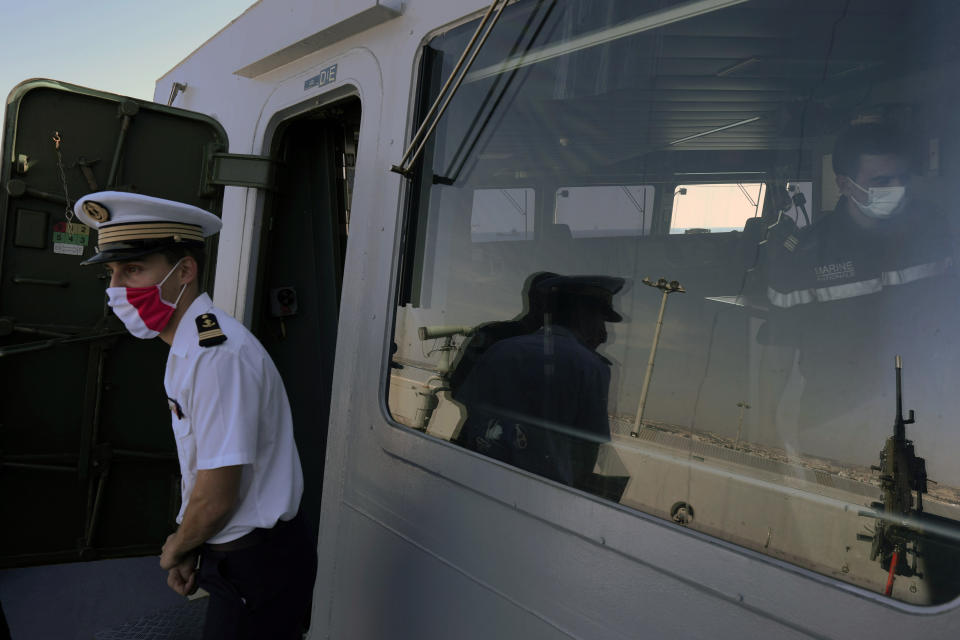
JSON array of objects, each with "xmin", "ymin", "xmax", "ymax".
[
  {"xmin": 894, "ymin": 356, "xmax": 905, "ymax": 441},
  {"xmin": 418, "ymin": 325, "xmax": 474, "ymax": 340}
]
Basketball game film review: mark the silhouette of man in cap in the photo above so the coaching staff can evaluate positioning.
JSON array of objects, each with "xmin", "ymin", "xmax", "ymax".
[{"xmin": 456, "ymin": 275, "xmax": 624, "ymax": 489}]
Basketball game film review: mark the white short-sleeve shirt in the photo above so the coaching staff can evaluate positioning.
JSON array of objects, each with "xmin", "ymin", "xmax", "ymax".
[{"xmin": 164, "ymin": 293, "xmax": 303, "ymax": 543}]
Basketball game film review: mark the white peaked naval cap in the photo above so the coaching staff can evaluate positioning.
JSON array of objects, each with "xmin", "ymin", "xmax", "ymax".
[{"xmin": 74, "ymin": 191, "xmax": 222, "ymax": 265}]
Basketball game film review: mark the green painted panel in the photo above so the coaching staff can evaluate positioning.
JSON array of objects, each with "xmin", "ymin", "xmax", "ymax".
[{"xmin": 0, "ymin": 79, "xmax": 227, "ymax": 567}]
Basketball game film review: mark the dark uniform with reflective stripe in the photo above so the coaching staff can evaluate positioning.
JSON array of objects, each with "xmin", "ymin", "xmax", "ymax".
[{"xmin": 762, "ymin": 199, "xmax": 958, "ymax": 429}]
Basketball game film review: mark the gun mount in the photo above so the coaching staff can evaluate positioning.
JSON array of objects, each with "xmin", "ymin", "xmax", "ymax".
[
  {"xmin": 412, "ymin": 325, "xmax": 474, "ymax": 430},
  {"xmin": 858, "ymin": 356, "xmax": 929, "ymax": 595}
]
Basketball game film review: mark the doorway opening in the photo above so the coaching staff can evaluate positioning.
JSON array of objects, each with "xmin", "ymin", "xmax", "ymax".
[{"xmin": 254, "ymin": 95, "xmax": 361, "ymax": 538}]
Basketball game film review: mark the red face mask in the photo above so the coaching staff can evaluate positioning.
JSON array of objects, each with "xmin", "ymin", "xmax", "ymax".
[{"xmin": 106, "ymin": 259, "xmax": 185, "ymax": 338}]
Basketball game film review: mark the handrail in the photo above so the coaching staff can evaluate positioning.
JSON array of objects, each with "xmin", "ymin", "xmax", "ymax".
[{"xmin": 0, "ymin": 330, "xmax": 128, "ymax": 358}]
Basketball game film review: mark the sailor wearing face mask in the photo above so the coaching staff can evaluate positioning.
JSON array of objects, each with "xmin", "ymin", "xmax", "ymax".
[
  {"xmin": 757, "ymin": 122, "xmax": 958, "ymax": 435},
  {"xmin": 76, "ymin": 192, "xmax": 316, "ymax": 640},
  {"xmin": 764, "ymin": 122, "xmax": 953, "ymax": 311}
]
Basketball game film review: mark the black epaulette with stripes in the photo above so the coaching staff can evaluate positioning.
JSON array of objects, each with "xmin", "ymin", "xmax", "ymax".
[{"xmin": 196, "ymin": 313, "xmax": 227, "ymax": 347}]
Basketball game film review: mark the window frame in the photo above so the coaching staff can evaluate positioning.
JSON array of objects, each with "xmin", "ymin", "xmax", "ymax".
[{"xmin": 380, "ymin": 1, "xmax": 960, "ymax": 616}]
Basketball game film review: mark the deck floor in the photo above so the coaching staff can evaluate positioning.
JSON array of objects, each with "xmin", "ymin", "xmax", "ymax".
[{"xmin": 94, "ymin": 598, "xmax": 207, "ymax": 640}]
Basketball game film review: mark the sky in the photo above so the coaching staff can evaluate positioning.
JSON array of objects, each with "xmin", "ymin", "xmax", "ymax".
[{"xmin": 1, "ymin": 0, "xmax": 255, "ymax": 103}]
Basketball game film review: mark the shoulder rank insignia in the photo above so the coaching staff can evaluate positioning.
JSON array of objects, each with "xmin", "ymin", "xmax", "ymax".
[{"xmin": 196, "ymin": 313, "xmax": 227, "ymax": 347}]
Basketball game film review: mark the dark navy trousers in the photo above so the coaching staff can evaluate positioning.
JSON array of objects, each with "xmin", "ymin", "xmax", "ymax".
[{"xmin": 198, "ymin": 512, "xmax": 317, "ymax": 640}]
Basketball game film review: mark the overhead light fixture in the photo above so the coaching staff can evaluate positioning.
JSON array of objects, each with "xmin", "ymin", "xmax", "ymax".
[
  {"xmin": 465, "ymin": 0, "xmax": 751, "ymax": 83},
  {"xmin": 668, "ymin": 116, "xmax": 761, "ymax": 146}
]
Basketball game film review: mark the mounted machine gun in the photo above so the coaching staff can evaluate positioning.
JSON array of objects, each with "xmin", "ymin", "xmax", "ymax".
[{"xmin": 859, "ymin": 356, "xmax": 929, "ymax": 595}]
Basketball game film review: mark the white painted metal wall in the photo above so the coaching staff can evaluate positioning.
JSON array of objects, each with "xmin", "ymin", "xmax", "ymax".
[{"xmin": 152, "ymin": 1, "xmax": 960, "ymax": 637}]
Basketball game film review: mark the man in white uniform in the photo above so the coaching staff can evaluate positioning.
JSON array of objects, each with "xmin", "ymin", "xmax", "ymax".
[{"xmin": 76, "ymin": 191, "xmax": 316, "ymax": 639}]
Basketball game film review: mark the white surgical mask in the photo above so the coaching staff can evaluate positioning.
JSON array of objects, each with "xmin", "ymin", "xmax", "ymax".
[{"xmin": 848, "ymin": 179, "xmax": 906, "ymax": 219}]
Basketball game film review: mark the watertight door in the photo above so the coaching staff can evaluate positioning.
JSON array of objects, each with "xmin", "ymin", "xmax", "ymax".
[{"xmin": 0, "ymin": 79, "xmax": 228, "ymax": 567}]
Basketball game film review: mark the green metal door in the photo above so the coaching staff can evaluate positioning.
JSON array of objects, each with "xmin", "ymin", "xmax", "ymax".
[{"xmin": 0, "ymin": 79, "xmax": 228, "ymax": 567}]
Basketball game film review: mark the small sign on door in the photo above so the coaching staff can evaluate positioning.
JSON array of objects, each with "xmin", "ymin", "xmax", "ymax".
[
  {"xmin": 304, "ymin": 64, "xmax": 338, "ymax": 91},
  {"xmin": 53, "ymin": 221, "xmax": 89, "ymax": 255}
]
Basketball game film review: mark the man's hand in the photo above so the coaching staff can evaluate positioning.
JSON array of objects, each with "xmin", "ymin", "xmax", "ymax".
[
  {"xmin": 160, "ymin": 466, "xmax": 242, "ymax": 595},
  {"xmin": 166, "ymin": 554, "xmax": 199, "ymax": 596},
  {"xmin": 160, "ymin": 532, "xmax": 187, "ymax": 571}
]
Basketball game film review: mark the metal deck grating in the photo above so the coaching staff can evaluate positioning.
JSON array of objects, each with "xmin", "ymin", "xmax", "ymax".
[{"xmin": 93, "ymin": 598, "xmax": 207, "ymax": 640}]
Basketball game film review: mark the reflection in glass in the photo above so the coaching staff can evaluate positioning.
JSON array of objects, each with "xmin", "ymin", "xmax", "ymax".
[
  {"xmin": 555, "ymin": 185, "xmax": 655, "ymax": 238},
  {"xmin": 388, "ymin": 0, "xmax": 960, "ymax": 605},
  {"xmin": 471, "ymin": 188, "xmax": 534, "ymax": 242},
  {"xmin": 454, "ymin": 275, "xmax": 624, "ymax": 494}
]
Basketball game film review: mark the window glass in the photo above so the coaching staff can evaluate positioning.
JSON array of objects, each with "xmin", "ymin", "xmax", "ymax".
[
  {"xmin": 670, "ymin": 183, "xmax": 765, "ymax": 234},
  {"xmin": 556, "ymin": 185, "xmax": 655, "ymax": 237},
  {"xmin": 389, "ymin": 0, "xmax": 960, "ymax": 606},
  {"xmin": 472, "ymin": 188, "xmax": 534, "ymax": 242}
]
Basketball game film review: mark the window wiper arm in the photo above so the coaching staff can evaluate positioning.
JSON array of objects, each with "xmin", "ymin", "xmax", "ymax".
[{"xmin": 391, "ymin": 0, "xmax": 509, "ymax": 178}]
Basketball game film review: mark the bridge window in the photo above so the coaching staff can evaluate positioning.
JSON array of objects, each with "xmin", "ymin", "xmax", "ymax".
[
  {"xmin": 471, "ymin": 188, "xmax": 535, "ymax": 242},
  {"xmin": 389, "ymin": 0, "xmax": 960, "ymax": 606},
  {"xmin": 669, "ymin": 183, "xmax": 764, "ymax": 234},
  {"xmin": 555, "ymin": 185, "xmax": 655, "ymax": 238}
]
